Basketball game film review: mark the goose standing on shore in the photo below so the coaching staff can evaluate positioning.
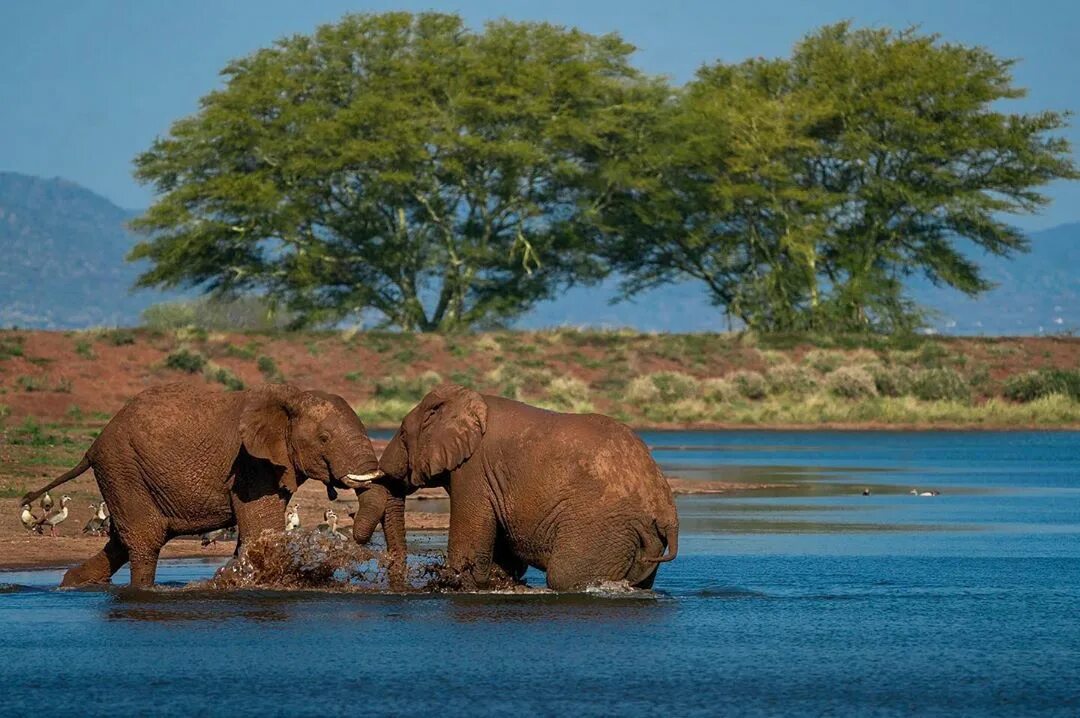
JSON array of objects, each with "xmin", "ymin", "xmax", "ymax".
[
  {"xmin": 83, "ymin": 502, "xmax": 108, "ymax": 535},
  {"xmin": 317, "ymin": 509, "xmax": 338, "ymax": 536},
  {"xmin": 38, "ymin": 495, "xmax": 71, "ymax": 537},
  {"xmin": 285, "ymin": 504, "xmax": 301, "ymax": 532},
  {"xmin": 40, "ymin": 490, "xmax": 53, "ymax": 514},
  {"xmin": 20, "ymin": 504, "xmax": 41, "ymax": 533}
]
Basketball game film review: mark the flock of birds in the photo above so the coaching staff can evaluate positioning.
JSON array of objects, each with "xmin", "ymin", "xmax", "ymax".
[
  {"xmin": 860, "ymin": 488, "xmax": 942, "ymax": 497},
  {"xmin": 196, "ymin": 504, "xmax": 348, "ymax": 547},
  {"xmin": 19, "ymin": 491, "xmax": 110, "ymax": 536}
]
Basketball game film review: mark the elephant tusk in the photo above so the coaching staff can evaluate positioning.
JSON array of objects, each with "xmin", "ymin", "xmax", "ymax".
[{"xmin": 341, "ymin": 471, "xmax": 384, "ymax": 488}]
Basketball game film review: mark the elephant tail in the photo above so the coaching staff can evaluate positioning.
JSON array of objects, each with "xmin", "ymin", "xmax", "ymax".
[
  {"xmin": 21, "ymin": 455, "xmax": 92, "ymax": 505},
  {"xmin": 641, "ymin": 518, "xmax": 679, "ymax": 564}
]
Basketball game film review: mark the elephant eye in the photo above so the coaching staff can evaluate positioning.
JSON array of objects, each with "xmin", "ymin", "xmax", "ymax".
[{"xmin": 318, "ymin": 431, "xmax": 331, "ymax": 444}]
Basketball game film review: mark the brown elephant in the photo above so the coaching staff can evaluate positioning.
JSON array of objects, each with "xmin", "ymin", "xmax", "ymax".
[
  {"xmin": 357, "ymin": 384, "xmax": 679, "ymax": 591},
  {"xmin": 22, "ymin": 383, "xmax": 384, "ymax": 587}
]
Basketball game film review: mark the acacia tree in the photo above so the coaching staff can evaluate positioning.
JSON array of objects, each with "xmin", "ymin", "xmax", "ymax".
[
  {"xmin": 606, "ymin": 23, "xmax": 1077, "ymax": 332},
  {"xmin": 130, "ymin": 12, "xmax": 663, "ymax": 331}
]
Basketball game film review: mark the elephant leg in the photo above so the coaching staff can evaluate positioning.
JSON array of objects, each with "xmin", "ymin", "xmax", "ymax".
[
  {"xmin": 129, "ymin": 545, "xmax": 162, "ymax": 588},
  {"xmin": 232, "ymin": 483, "xmax": 287, "ymax": 551},
  {"xmin": 487, "ymin": 535, "xmax": 527, "ymax": 588},
  {"xmin": 546, "ymin": 524, "xmax": 638, "ymax": 592},
  {"xmin": 446, "ymin": 482, "xmax": 497, "ymax": 590},
  {"xmin": 61, "ymin": 533, "xmax": 129, "ymax": 587}
]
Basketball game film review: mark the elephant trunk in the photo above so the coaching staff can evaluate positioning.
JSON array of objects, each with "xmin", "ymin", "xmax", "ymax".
[{"xmin": 352, "ymin": 483, "xmax": 390, "ymax": 545}]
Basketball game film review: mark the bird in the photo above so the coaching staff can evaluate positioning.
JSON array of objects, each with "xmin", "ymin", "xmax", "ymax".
[
  {"xmin": 37, "ymin": 495, "xmax": 71, "ymax": 537},
  {"xmin": 909, "ymin": 489, "xmax": 919, "ymax": 495},
  {"xmin": 20, "ymin": 503, "xmax": 41, "ymax": 533},
  {"xmin": 40, "ymin": 490, "xmax": 54, "ymax": 514},
  {"xmin": 918, "ymin": 490, "xmax": 940, "ymax": 497},
  {"xmin": 285, "ymin": 504, "xmax": 301, "ymax": 531},
  {"xmin": 82, "ymin": 502, "xmax": 108, "ymax": 535},
  {"xmin": 317, "ymin": 508, "xmax": 339, "ymax": 535},
  {"xmin": 862, "ymin": 488, "xmax": 871, "ymax": 496}
]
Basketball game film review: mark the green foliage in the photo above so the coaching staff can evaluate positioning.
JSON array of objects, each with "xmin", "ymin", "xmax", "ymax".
[
  {"xmin": 701, "ymin": 378, "xmax": 739, "ymax": 403},
  {"xmin": 484, "ymin": 364, "xmax": 552, "ymax": 399},
  {"xmin": 15, "ymin": 375, "xmax": 44, "ymax": 392},
  {"xmin": 802, "ymin": 349, "xmax": 845, "ymax": 374},
  {"xmin": 374, "ymin": 371, "xmax": 443, "ymax": 403},
  {"xmin": 204, "ymin": 363, "xmax": 245, "ymax": 391},
  {"xmin": 130, "ymin": 12, "xmax": 662, "ymax": 332},
  {"xmin": 825, "ymin": 366, "xmax": 879, "ymax": 399},
  {"xmin": 728, "ymin": 370, "xmax": 768, "ymax": 400},
  {"xmin": 74, "ymin": 339, "xmax": 95, "ymax": 359},
  {"xmin": 542, "ymin": 377, "xmax": 594, "ymax": 413},
  {"xmin": 1002, "ymin": 369, "xmax": 1080, "ymax": 402},
  {"xmin": 911, "ymin": 368, "xmax": 970, "ymax": 402},
  {"xmin": 766, "ymin": 364, "xmax": 820, "ymax": 395},
  {"xmin": 602, "ymin": 22, "xmax": 1077, "ymax": 333},
  {"xmin": 165, "ymin": 347, "xmax": 208, "ymax": 373},
  {"xmin": 256, "ymin": 355, "xmax": 283, "ymax": 382},
  {"xmin": 102, "ymin": 329, "xmax": 137, "ymax": 346},
  {"xmin": 626, "ymin": 372, "xmax": 700, "ymax": 405},
  {"xmin": 142, "ymin": 296, "xmax": 294, "ymax": 331},
  {"xmin": 0, "ymin": 334, "xmax": 25, "ymax": 360},
  {"xmin": 866, "ymin": 364, "xmax": 914, "ymax": 397}
]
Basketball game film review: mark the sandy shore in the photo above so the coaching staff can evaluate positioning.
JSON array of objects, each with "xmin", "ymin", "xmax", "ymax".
[{"xmin": 0, "ymin": 477, "xmax": 754, "ymax": 572}]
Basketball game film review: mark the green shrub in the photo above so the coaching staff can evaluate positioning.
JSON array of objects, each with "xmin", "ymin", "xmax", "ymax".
[
  {"xmin": 15, "ymin": 375, "xmax": 44, "ymax": 392},
  {"xmin": 1002, "ymin": 369, "xmax": 1080, "ymax": 402},
  {"xmin": 766, "ymin": 364, "xmax": 819, "ymax": 395},
  {"xmin": 204, "ymin": 363, "xmax": 245, "ymax": 391},
  {"xmin": 165, "ymin": 348, "xmax": 207, "ymax": 373},
  {"xmin": 911, "ymin": 368, "xmax": 970, "ymax": 402},
  {"xmin": 74, "ymin": 339, "xmax": 95, "ymax": 359},
  {"xmin": 102, "ymin": 329, "xmax": 136, "ymax": 346},
  {"xmin": 917, "ymin": 341, "xmax": 950, "ymax": 367},
  {"xmin": 345, "ymin": 371, "xmax": 362, "ymax": 383},
  {"xmin": 0, "ymin": 335, "xmax": 25, "ymax": 360},
  {"xmin": 701, "ymin": 378, "xmax": 739, "ymax": 403},
  {"xmin": 256, "ymin": 355, "xmax": 284, "ymax": 382},
  {"xmin": 374, "ymin": 371, "xmax": 443, "ymax": 403},
  {"xmin": 802, "ymin": 349, "xmax": 845, "ymax": 373},
  {"xmin": 484, "ymin": 364, "xmax": 552, "ymax": 399},
  {"xmin": 66, "ymin": 404, "xmax": 84, "ymax": 421},
  {"xmin": 543, "ymin": 377, "xmax": 593, "ymax": 413},
  {"xmin": 728, "ymin": 370, "xmax": 768, "ymax": 400},
  {"xmin": 826, "ymin": 366, "xmax": 879, "ymax": 399},
  {"xmin": 625, "ymin": 376, "xmax": 660, "ymax": 404},
  {"xmin": 626, "ymin": 372, "xmax": 700, "ymax": 404},
  {"xmin": 865, "ymin": 364, "xmax": 914, "ymax": 397}
]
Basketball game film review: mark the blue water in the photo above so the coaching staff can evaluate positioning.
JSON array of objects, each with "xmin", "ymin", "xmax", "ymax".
[{"xmin": 3, "ymin": 431, "xmax": 1079, "ymax": 716}]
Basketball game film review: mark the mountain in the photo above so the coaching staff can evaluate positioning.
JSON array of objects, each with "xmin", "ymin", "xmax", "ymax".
[
  {"xmin": 1, "ymin": 171, "xmax": 1076, "ymax": 334},
  {"xmin": 0, "ymin": 172, "xmax": 182, "ymax": 328}
]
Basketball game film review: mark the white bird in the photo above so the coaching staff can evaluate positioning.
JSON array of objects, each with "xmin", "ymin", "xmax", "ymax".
[
  {"xmin": 317, "ymin": 509, "xmax": 338, "ymax": 535},
  {"xmin": 285, "ymin": 504, "xmax": 301, "ymax": 531},
  {"xmin": 40, "ymin": 490, "xmax": 54, "ymax": 514},
  {"xmin": 38, "ymin": 495, "xmax": 71, "ymax": 537},
  {"xmin": 200, "ymin": 526, "xmax": 237, "ymax": 547},
  {"xmin": 919, "ymin": 490, "xmax": 940, "ymax": 497},
  {"xmin": 20, "ymin": 504, "xmax": 41, "ymax": 533}
]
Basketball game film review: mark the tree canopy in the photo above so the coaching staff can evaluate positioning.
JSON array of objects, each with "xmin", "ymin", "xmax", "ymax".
[
  {"xmin": 131, "ymin": 12, "xmax": 661, "ymax": 331},
  {"xmin": 132, "ymin": 16, "xmax": 1076, "ymax": 333},
  {"xmin": 603, "ymin": 23, "xmax": 1077, "ymax": 332}
]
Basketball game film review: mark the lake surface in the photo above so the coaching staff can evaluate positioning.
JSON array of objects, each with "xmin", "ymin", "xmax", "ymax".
[{"xmin": 3, "ymin": 431, "xmax": 1079, "ymax": 716}]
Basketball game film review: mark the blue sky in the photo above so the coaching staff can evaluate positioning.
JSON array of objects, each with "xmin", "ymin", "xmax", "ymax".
[{"xmin": 2, "ymin": 0, "xmax": 1078, "ymax": 229}]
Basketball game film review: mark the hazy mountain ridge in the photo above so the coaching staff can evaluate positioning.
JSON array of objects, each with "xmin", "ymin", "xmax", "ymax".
[{"xmin": 0, "ymin": 172, "xmax": 1075, "ymax": 334}]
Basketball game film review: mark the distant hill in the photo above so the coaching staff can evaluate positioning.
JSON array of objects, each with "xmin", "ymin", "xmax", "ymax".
[
  {"xmin": 0, "ymin": 172, "xmax": 180, "ymax": 328},
  {"xmin": 0, "ymin": 171, "xmax": 1075, "ymax": 334}
]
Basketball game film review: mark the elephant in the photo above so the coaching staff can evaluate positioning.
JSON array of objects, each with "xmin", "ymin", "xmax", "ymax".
[
  {"xmin": 21, "ymin": 383, "xmax": 384, "ymax": 587},
  {"xmin": 359, "ymin": 383, "xmax": 679, "ymax": 591}
]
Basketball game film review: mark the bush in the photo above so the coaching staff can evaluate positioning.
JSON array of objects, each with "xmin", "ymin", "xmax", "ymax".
[
  {"xmin": 911, "ymin": 368, "xmax": 970, "ymax": 402},
  {"xmin": 165, "ymin": 348, "xmax": 207, "ymax": 373},
  {"xmin": 1002, "ymin": 369, "xmax": 1080, "ymax": 402},
  {"xmin": 766, "ymin": 364, "xmax": 819, "ymax": 395},
  {"xmin": 543, "ymin": 377, "xmax": 593, "ymax": 413},
  {"xmin": 484, "ymin": 364, "xmax": 552, "ymax": 399},
  {"xmin": 74, "ymin": 339, "xmax": 95, "ymax": 359},
  {"xmin": 826, "ymin": 366, "xmax": 879, "ymax": 399},
  {"xmin": 142, "ymin": 296, "xmax": 295, "ymax": 331},
  {"xmin": 374, "ymin": 371, "xmax": 443, "ymax": 403},
  {"xmin": 15, "ymin": 375, "xmax": 44, "ymax": 392},
  {"xmin": 917, "ymin": 341, "xmax": 951, "ymax": 367},
  {"xmin": 625, "ymin": 376, "xmax": 660, "ymax": 404},
  {"xmin": 256, "ymin": 355, "xmax": 284, "ymax": 382},
  {"xmin": 865, "ymin": 364, "xmax": 914, "ymax": 397},
  {"xmin": 728, "ymin": 370, "xmax": 768, "ymax": 400},
  {"xmin": 701, "ymin": 378, "xmax": 739, "ymax": 403},
  {"xmin": 103, "ymin": 329, "xmax": 136, "ymax": 346},
  {"xmin": 204, "ymin": 363, "xmax": 245, "ymax": 391},
  {"xmin": 802, "ymin": 349, "xmax": 845, "ymax": 373},
  {"xmin": 625, "ymin": 372, "xmax": 700, "ymax": 404}
]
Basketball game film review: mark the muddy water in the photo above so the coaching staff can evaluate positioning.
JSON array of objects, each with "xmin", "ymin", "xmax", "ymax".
[{"xmin": 3, "ymin": 431, "xmax": 1080, "ymax": 716}]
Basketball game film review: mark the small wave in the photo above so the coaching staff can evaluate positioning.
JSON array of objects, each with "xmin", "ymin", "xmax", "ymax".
[{"xmin": 694, "ymin": 585, "xmax": 767, "ymax": 598}]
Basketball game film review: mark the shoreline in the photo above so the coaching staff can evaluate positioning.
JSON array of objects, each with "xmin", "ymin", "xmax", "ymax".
[{"xmin": 373, "ymin": 422, "xmax": 1080, "ymax": 433}]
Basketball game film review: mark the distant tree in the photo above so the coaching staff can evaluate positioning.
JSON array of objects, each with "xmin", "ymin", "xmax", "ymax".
[
  {"xmin": 605, "ymin": 23, "xmax": 1078, "ymax": 332},
  {"xmin": 130, "ymin": 12, "xmax": 663, "ymax": 331}
]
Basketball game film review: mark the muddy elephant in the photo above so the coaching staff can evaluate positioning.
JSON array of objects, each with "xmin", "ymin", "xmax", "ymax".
[
  {"xmin": 22, "ymin": 383, "xmax": 383, "ymax": 587},
  {"xmin": 358, "ymin": 384, "xmax": 679, "ymax": 591}
]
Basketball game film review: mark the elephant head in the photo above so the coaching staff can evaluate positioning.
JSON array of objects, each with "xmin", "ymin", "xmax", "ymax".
[
  {"xmin": 238, "ymin": 385, "xmax": 383, "ymax": 498},
  {"xmin": 352, "ymin": 384, "xmax": 488, "ymax": 555}
]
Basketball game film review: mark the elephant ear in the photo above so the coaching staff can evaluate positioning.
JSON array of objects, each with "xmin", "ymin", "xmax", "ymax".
[
  {"xmin": 239, "ymin": 385, "xmax": 302, "ymax": 495},
  {"xmin": 413, "ymin": 384, "xmax": 487, "ymax": 482}
]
